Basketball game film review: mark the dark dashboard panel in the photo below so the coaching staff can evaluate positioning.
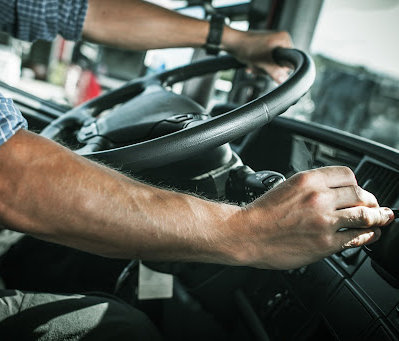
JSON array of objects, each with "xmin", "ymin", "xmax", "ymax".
[
  {"xmin": 353, "ymin": 260, "xmax": 399, "ymax": 316},
  {"xmin": 269, "ymin": 117, "xmax": 399, "ymax": 170},
  {"xmin": 323, "ymin": 282, "xmax": 375, "ymax": 340}
]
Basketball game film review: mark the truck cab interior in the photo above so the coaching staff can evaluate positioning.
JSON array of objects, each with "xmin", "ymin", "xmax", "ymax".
[{"xmin": 0, "ymin": 0, "xmax": 398, "ymax": 340}]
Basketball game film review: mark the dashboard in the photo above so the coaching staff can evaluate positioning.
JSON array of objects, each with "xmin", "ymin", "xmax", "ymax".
[{"xmin": 238, "ymin": 116, "xmax": 399, "ymax": 340}]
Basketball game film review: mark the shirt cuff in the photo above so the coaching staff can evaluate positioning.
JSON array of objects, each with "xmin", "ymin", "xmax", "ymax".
[{"xmin": 0, "ymin": 97, "xmax": 28, "ymax": 147}]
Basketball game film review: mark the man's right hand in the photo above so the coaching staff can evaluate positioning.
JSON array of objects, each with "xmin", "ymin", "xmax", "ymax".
[
  {"xmin": 0, "ymin": 132, "xmax": 392, "ymax": 270},
  {"xmin": 229, "ymin": 166, "xmax": 394, "ymax": 270}
]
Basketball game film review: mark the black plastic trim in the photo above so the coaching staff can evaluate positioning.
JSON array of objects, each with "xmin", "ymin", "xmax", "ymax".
[{"xmin": 268, "ymin": 116, "xmax": 399, "ymax": 170}]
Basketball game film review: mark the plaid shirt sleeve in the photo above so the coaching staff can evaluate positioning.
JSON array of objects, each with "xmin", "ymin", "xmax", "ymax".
[
  {"xmin": 0, "ymin": 0, "xmax": 88, "ymax": 42},
  {"xmin": 0, "ymin": 94, "xmax": 28, "ymax": 147}
]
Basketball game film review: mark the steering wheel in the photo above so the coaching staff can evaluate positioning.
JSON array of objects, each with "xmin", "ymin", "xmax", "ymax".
[{"xmin": 41, "ymin": 48, "xmax": 315, "ymax": 172}]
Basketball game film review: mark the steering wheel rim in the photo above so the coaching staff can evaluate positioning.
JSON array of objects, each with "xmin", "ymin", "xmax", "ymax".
[{"xmin": 41, "ymin": 48, "xmax": 315, "ymax": 172}]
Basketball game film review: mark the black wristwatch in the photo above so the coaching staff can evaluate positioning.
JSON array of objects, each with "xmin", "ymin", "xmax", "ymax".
[{"xmin": 205, "ymin": 14, "xmax": 225, "ymax": 55}]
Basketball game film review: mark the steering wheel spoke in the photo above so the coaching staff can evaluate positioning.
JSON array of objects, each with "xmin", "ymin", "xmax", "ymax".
[{"xmin": 75, "ymin": 136, "xmax": 110, "ymax": 155}]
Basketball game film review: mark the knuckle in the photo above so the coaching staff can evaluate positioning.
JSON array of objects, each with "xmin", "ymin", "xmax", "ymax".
[
  {"xmin": 313, "ymin": 213, "xmax": 330, "ymax": 227},
  {"xmin": 364, "ymin": 189, "xmax": 378, "ymax": 206},
  {"xmin": 358, "ymin": 207, "xmax": 373, "ymax": 226},
  {"xmin": 353, "ymin": 185, "xmax": 378, "ymax": 206},
  {"xmin": 378, "ymin": 208, "xmax": 387, "ymax": 223},
  {"xmin": 369, "ymin": 194, "xmax": 379, "ymax": 208},
  {"xmin": 293, "ymin": 171, "xmax": 312, "ymax": 187},
  {"xmin": 341, "ymin": 166, "xmax": 355, "ymax": 180},
  {"xmin": 353, "ymin": 185, "xmax": 363, "ymax": 202},
  {"xmin": 306, "ymin": 191, "xmax": 324, "ymax": 208}
]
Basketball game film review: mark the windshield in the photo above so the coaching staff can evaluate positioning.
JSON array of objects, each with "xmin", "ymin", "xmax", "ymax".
[{"xmin": 286, "ymin": 0, "xmax": 399, "ymax": 149}]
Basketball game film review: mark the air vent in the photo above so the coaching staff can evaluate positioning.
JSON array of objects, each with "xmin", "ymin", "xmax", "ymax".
[{"xmin": 355, "ymin": 160, "xmax": 399, "ymax": 206}]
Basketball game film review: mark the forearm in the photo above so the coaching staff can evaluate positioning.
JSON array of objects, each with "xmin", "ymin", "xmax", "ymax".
[
  {"xmin": 83, "ymin": 0, "xmax": 242, "ymax": 51},
  {"xmin": 82, "ymin": 0, "xmax": 292, "ymax": 82},
  {"xmin": 0, "ymin": 130, "xmax": 244, "ymax": 263},
  {"xmin": 0, "ymin": 131, "xmax": 392, "ymax": 270}
]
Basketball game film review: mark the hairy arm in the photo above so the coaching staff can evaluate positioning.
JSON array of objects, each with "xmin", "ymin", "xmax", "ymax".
[
  {"xmin": 0, "ymin": 130, "xmax": 393, "ymax": 269},
  {"xmin": 0, "ymin": 130, "xmax": 244, "ymax": 264},
  {"xmin": 82, "ymin": 0, "xmax": 292, "ymax": 82}
]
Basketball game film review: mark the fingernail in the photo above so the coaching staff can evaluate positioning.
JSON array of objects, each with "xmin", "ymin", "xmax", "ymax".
[{"xmin": 383, "ymin": 207, "xmax": 394, "ymax": 220}]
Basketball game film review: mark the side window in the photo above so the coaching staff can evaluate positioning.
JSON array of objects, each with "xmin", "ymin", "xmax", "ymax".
[{"xmin": 286, "ymin": 0, "xmax": 399, "ymax": 149}]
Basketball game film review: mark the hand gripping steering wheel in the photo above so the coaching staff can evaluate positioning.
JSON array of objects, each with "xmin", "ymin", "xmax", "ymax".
[{"xmin": 40, "ymin": 48, "xmax": 315, "ymax": 172}]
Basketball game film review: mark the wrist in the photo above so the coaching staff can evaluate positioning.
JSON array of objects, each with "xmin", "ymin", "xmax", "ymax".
[
  {"xmin": 203, "ymin": 16, "xmax": 246, "ymax": 56},
  {"xmin": 220, "ymin": 26, "xmax": 246, "ymax": 55},
  {"xmin": 210, "ymin": 204, "xmax": 254, "ymax": 266}
]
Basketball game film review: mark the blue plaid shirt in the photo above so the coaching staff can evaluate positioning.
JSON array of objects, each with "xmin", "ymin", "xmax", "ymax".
[
  {"xmin": 0, "ymin": 96, "xmax": 27, "ymax": 145},
  {"xmin": 0, "ymin": 0, "xmax": 88, "ymax": 146},
  {"xmin": 0, "ymin": 0, "xmax": 88, "ymax": 42}
]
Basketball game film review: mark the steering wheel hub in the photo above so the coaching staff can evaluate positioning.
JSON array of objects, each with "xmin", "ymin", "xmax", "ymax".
[{"xmin": 77, "ymin": 87, "xmax": 206, "ymax": 146}]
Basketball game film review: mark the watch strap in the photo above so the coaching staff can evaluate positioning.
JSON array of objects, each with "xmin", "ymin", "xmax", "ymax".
[{"xmin": 205, "ymin": 14, "xmax": 225, "ymax": 55}]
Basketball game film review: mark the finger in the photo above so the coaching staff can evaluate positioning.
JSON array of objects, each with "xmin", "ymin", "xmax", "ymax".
[
  {"xmin": 265, "ymin": 65, "xmax": 291, "ymax": 84},
  {"xmin": 258, "ymin": 64, "xmax": 290, "ymax": 84},
  {"xmin": 308, "ymin": 166, "xmax": 357, "ymax": 188},
  {"xmin": 249, "ymin": 64, "xmax": 289, "ymax": 83},
  {"xmin": 337, "ymin": 227, "xmax": 381, "ymax": 249},
  {"xmin": 332, "ymin": 186, "xmax": 379, "ymax": 209},
  {"xmin": 271, "ymin": 71, "xmax": 289, "ymax": 84},
  {"xmin": 336, "ymin": 206, "xmax": 393, "ymax": 228},
  {"xmin": 274, "ymin": 68, "xmax": 290, "ymax": 84}
]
